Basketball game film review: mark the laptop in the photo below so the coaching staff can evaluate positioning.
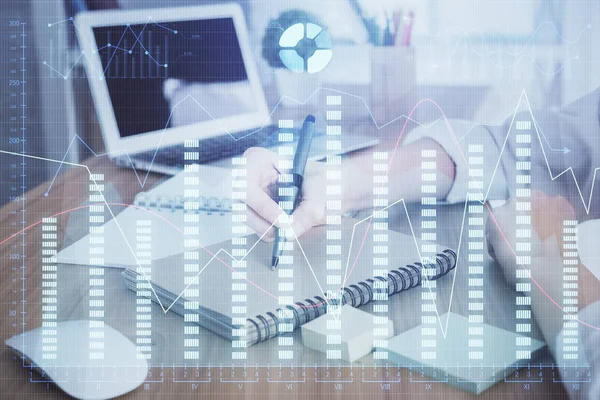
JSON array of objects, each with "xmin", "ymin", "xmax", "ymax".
[{"xmin": 75, "ymin": 4, "xmax": 377, "ymax": 175}]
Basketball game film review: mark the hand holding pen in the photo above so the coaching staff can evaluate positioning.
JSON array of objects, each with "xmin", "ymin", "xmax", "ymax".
[
  {"xmin": 241, "ymin": 118, "xmax": 328, "ymax": 259},
  {"xmin": 271, "ymin": 115, "xmax": 316, "ymax": 269}
]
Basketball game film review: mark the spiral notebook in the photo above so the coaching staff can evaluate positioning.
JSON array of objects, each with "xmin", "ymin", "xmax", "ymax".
[
  {"xmin": 133, "ymin": 186, "xmax": 233, "ymax": 214},
  {"xmin": 122, "ymin": 218, "xmax": 456, "ymax": 346},
  {"xmin": 57, "ymin": 165, "xmax": 240, "ymax": 268}
]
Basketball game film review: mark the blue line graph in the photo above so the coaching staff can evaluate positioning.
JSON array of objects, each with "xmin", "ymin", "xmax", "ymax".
[
  {"xmin": 43, "ymin": 16, "xmax": 176, "ymax": 79},
  {"xmin": 42, "ymin": 52, "xmax": 85, "ymax": 80},
  {"xmin": 411, "ymin": 19, "xmax": 588, "ymax": 74},
  {"xmin": 4, "ymin": 89, "xmax": 600, "ymax": 336},
  {"xmin": 97, "ymin": 20, "xmax": 174, "ymax": 75},
  {"xmin": 42, "ymin": 87, "xmax": 452, "ymax": 193},
  {"xmin": 394, "ymin": 20, "xmax": 588, "ymax": 75},
  {"xmin": 5, "ymin": 89, "xmax": 600, "ymax": 335},
  {"xmin": 412, "ymin": 20, "xmax": 591, "ymax": 75},
  {"xmin": 421, "ymin": 21, "xmax": 591, "ymax": 58},
  {"xmin": 44, "ymin": 87, "xmax": 571, "ymax": 196},
  {"xmin": 418, "ymin": 21, "xmax": 592, "ymax": 77},
  {"xmin": 43, "ymin": 17, "xmax": 591, "ymax": 81},
  {"xmin": 457, "ymin": 109, "xmax": 570, "ymax": 154}
]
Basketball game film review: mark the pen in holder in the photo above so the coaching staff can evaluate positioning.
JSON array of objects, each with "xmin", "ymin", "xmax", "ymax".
[{"xmin": 370, "ymin": 46, "xmax": 416, "ymax": 125}]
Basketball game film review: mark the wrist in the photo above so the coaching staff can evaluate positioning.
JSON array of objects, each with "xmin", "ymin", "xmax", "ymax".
[{"xmin": 341, "ymin": 159, "xmax": 373, "ymax": 213}]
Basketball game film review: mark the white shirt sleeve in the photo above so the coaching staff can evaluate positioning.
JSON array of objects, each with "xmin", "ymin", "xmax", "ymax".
[
  {"xmin": 557, "ymin": 300, "xmax": 600, "ymax": 399},
  {"xmin": 403, "ymin": 119, "xmax": 509, "ymax": 204}
]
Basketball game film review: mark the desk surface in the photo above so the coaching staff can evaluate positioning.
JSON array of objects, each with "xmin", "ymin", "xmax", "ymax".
[{"xmin": 0, "ymin": 147, "xmax": 567, "ymax": 398}]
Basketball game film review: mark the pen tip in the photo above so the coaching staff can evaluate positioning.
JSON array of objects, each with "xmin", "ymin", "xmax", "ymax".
[{"xmin": 271, "ymin": 257, "xmax": 279, "ymax": 270}]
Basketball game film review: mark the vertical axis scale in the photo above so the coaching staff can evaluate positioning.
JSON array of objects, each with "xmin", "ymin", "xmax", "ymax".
[{"xmin": 20, "ymin": 21, "xmax": 28, "ymax": 354}]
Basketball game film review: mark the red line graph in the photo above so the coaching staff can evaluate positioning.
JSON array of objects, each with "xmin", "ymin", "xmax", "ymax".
[
  {"xmin": 2, "ymin": 95, "xmax": 599, "ymax": 331},
  {"xmin": 0, "ymin": 202, "xmax": 279, "ymax": 301}
]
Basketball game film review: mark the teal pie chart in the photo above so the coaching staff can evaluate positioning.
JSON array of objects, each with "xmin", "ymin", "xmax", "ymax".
[{"xmin": 278, "ymin": 23, "xmax": 333, "ymax": 74}]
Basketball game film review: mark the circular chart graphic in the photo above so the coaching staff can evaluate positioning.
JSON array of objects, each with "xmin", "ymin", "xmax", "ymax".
[{"xmin": 278, "ymin": 23, "xmax": 333, "ymax": 74}]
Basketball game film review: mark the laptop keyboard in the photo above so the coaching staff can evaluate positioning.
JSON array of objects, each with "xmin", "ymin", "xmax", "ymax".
[
  {"xmin": 129, "ymin": 126, "xmax": 338, "ymax": 172},
  {"xmin": 133, "ymin": 125, "xmax": 278, "ymax": 169}
]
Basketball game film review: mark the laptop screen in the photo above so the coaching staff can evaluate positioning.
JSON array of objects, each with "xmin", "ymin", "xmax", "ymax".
[{"xmin": 92, "ymin": 17, "xmax": 257, "ymax": 138}]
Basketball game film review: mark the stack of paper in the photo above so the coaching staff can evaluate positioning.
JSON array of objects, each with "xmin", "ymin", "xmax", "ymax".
[
  {"xmin": 122, "ymin": 268, "xmax": 238, "ymax": 340},
  {"xmin": 376, "ymin": 312, "xmax": 546, "ymax": 394},
  {"xmin": 57, "ymin": 165, "xmax": 236, "ymax": 268}
]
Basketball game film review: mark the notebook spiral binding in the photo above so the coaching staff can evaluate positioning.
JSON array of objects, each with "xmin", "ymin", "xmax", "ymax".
[
  {"xmin": 243, "ymin": 249, "xmax": 457, "ymax": 346},
  {"xmin": 133, "ymin": 192, "xmax": 233, "ymax": 214}
]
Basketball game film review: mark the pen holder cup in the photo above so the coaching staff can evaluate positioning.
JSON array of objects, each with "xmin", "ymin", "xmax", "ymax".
[{"xmin": 370, "ymin": 47, "xmax": 416, "ymax": 125}]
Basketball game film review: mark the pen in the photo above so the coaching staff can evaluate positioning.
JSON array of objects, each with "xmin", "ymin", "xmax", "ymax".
[
  {"xmin": 400, "ymin": 10, "xmax": 414, "ymax": 47},
  {"xmin": 372, "ymin": 20, "xmax": 380, "ymax": 46},
  {"xmin": 393, "ymin": 10, "xmax": 403, "ymax": 46},
  {"xmin": 383, "ymin": 13, "xmax": 392, "ymax": 46},
  {"xmin": 366, "ymin": 17, "xmax": 378, "ymax": 45},
  {"xmin": 271, "ymin": 115, "xmax": 316, "ymax": 270}
]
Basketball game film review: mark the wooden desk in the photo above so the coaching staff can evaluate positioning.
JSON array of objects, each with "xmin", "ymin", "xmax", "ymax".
[{"xmin": 0, "ymin": 153, "xmax": 568, "ymax": 398}]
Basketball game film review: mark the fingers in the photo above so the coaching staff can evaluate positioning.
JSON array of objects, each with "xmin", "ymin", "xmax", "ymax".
[
  {"xmin": 243, "ymin": 147, "xmax": 280, "ymax": 178},
  {"xmin": 241, "ymin": 147, "xmax": 326, "ymax": 242},
  {"xmin": 245, "ymin": 206, "xmax": 277, "ymax": 242},
  {"xmin": 245, "ymin": 200, "xmax": 322, "ymax": 243},
  {"xmin": 242, "ymin": 147, "xmax": 286, "ymax": 242},
  {"xmin": 486, "ymin": 192, "xmax": 577, "ymax": 262},
  {"xmin": 579, "ymin": 265, "xmax": 600, "ymax": 308},
  {"xmin": 486, "ymin": 200, "xmax": 516, "ymax": 262},
  {"xmin": 285, "ymin": 200, "xmax": 325, "ymax": 240},
  {"xmin": 242, "ymin": 147, "xmax": 283, "ymax": 226},
  {"xmin": 531, "ymin": 192, "xmax": 575, "ymax": 241},
  {"xmin": 245, "ymin": 184, "xmax": 282, "ymax": 225},
  {"xmin": 245, "ymin": 199, "xmax": 325, "ymax": 243}
]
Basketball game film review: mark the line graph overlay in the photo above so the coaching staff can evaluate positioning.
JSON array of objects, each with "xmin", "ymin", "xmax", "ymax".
[
  {"xmin": 2, "ymin": 89, "xmax": 600, "ymax": 335},
  {"xmin": 45, "ymin": 16, "xmax": 591, "ymax": 79},
  {"xmin": 413, "ymin": 20, "xmax": 588, "ymax": 75},
  {"xmin": 43, "ymin": 17, "xmax": 175, "ymax": 79},
  {"xmin": 43, "ymin": 85, "xmax": 570, "ymax": 195},
  {"xmin": 385, "ymin": 90, "xmax": 600, "ymax": 333},
  {"xmin": 420, "ymin": 21, "xmax": 590, "ymax": 56},
  {"xmin": 324, "ymin": 89, "xmax": 600, "ymax": 335},
  {"xmin": 42, "ymin": 89, "xmax": 448, "ymax": 193}
]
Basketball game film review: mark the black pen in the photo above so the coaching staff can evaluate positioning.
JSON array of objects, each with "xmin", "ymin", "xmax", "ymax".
[{"xmin": 271, "ymin": 115, "xmax": 316, "ymax": 270}]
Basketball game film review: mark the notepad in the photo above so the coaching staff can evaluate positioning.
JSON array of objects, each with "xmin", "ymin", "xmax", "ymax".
[
  {"xmin": 123, "ymin": 218, "xmax": 457, "ymax": 346},
  {"xmin": 57, "ymin": 165, "xmax": 239, "ymax": 268},
  {"xmin": 377, "ymin": 312, "xmax": 546, "ymax": 395}
]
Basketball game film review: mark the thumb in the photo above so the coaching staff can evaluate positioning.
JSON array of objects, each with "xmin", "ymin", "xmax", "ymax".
[{"xmin": 280, "ymin": 201, "xmax": 323, "ymax": 240}]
